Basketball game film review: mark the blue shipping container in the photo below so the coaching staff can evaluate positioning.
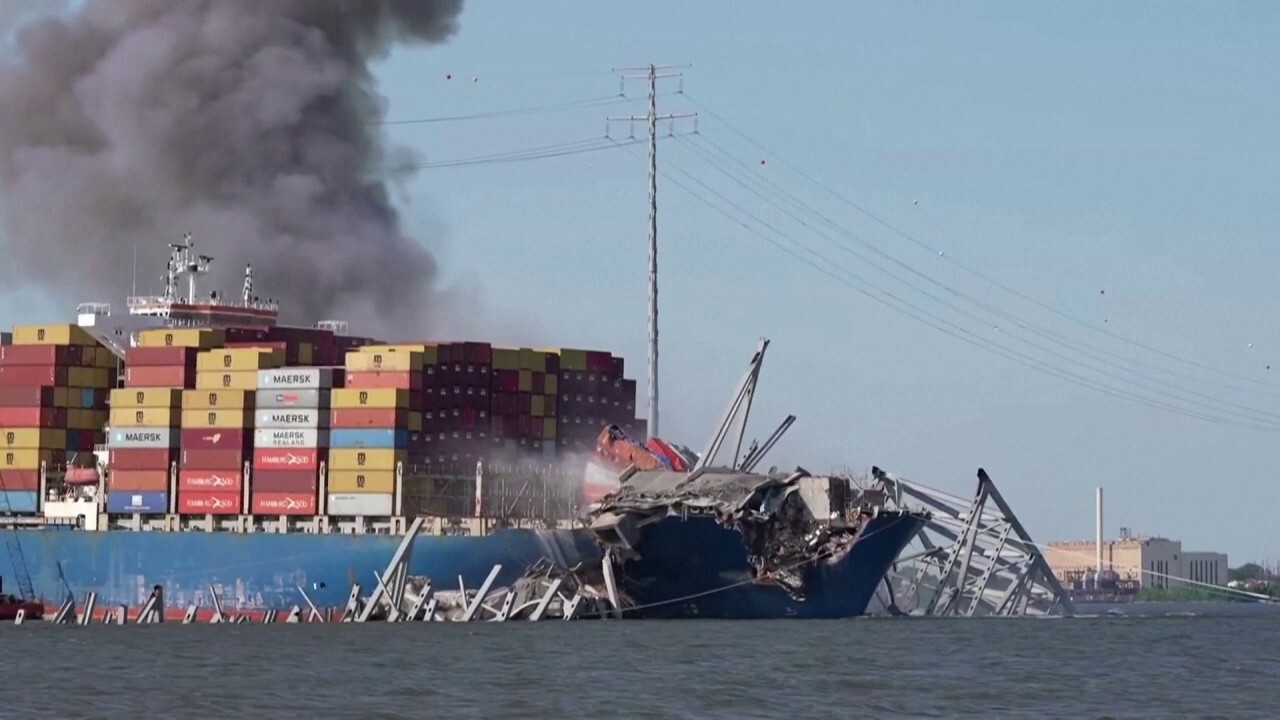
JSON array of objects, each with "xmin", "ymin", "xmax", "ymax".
[
  {"xmin": 0, "ymin": 491, "xmax": 39, "ymax": 514},
  {"xmin": 330, "ymin": 428, "xmax": 408, "ymax": 449},
  {"xmin": 106, "ymin": 491, "xmax": 168, "ymax": 515},
  {"xmin": 80, "ymin": 387, "xmax": 96, "ymax": 408}
]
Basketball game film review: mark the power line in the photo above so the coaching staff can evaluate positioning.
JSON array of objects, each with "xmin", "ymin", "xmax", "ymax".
[
  {"xmin": 381, "ymin": 93, "xmax": 664, "ymax": 126},
  {"xmin": 682, "ymin": 93, "xmax": 1280, "ymax": 393},
  {"xmin": 405, "ymin": 136, "xmax": 653, "ymax": 170}
]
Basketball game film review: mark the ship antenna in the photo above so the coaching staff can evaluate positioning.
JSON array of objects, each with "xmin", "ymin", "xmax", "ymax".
[{"xmin": 243, "ymin": 263, "xmax": 253, "ymax": 305}]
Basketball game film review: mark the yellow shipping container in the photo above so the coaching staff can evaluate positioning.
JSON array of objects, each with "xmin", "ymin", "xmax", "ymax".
[
  {"xmin": 360, "ymin": 344, "xmax": 439, "ymax": 365},
  {"xmin": 94, "ymin": 347, "xmax": 118, "ymax": 368},
  {"xmin": 558, "ymin": 348, "xmax": 588, "ymax": 372},
  {"xmin": 491, "ymin": 347, "xmax": 520, "ymax": 370},
  {"xmin": 67, "ymin": 366, "xmax": 111, "ymax": 388},
  {"xmin": 1, "ymin": 449, "xmax": 58, "ymax": 470},
  {"xmin": 195, "ymin": 371, "xmax": 259, "ymax": 390},
  {"xmin": 543, "ymin": 418, "xmax": 557, "ymax": 440},
  {"xmin": 518, "ymin": 348, "xmax": 549, "ymax": 373},
  {"xmin": 517, "ymin": 370, "xmax": 532, "ymax": 393},
  {"xmin": 136, "ymin": 328, "xmax": 226, "ymax": 349},
  {"xmin": 196, "ymin": 348, "xmax": 285, "ymax": 372},
  {"xmin": 52, "ymin": 387, "xmax": 70, "ymax": 409},
  {"xmin": 531, "ymin": 395, "xmax": 545, "ymax": 417},
  {"xmin": 181, "ymin": 408, "xmax": 252, "ymax": 429},
  {"xmin": 181, "ymin": 389, "xmax": 254, "ymax": 410},
  {"xmin": 0, "ymin": 429, "xmax": 66, "ymax": 449},
  {"xmin": 110, "ymin": 388, "xmax": 184, "ymax": 409},
  {"xmin": 330, "ymin": 388, "xmax": 411, "ymax": 409},
  {"xmin": 109, "ymin": 407, "xmax": 181, "ymax": 427},
  {"xmin": 543, "ymin": 374, "xmax": 558, "ymax": 395},
  {"xmin": 327, "ymin": 469, "xmax": 396, "ymax": 494},
  {"xmin": 345, "ymin": 351, "xmax": 422, "ymax": 372},
  {"xmin": 11, "ymin": 324, "xmax": 97, "ymax": 346},
  {"xmin": 329, "ymin": 448, "xmax": 406, "ymax": 472},
  {"xmin": 297, "ymin": 343, "xmax": 314, "ymax": 366},
  {"xmin": 408, "ymin": 411, "xmax": 422, "ymax": 433}
]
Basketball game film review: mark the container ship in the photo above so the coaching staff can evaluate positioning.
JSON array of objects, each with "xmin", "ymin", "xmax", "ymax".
[{"xmin": 0, "ymin": 235, "xmax": 924, "ymax": 620}]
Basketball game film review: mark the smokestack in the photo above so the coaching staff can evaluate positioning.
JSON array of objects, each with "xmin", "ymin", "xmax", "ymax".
[
  {"xmin": 1095, "ymin": 486, "xmax": 1104, "ymax": 574},
  {"xmin": 0, "ymin": 1, "xmax": 465, "ymax": 337}
]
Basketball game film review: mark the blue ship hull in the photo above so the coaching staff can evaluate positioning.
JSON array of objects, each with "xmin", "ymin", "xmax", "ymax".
[{"xmin": 611, "ymin": 510, "xmax": 925, "ymax": 619}]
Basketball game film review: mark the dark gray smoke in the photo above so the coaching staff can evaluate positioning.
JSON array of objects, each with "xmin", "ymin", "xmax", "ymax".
[{"xmin": 0, "ymin": 0, "xmax": 464, "ymax": 337}]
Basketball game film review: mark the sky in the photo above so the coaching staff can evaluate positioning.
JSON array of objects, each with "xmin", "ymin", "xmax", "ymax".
[{"xmin": 2, "ymin": 1, "xmax": 1279, "ymax": 562}]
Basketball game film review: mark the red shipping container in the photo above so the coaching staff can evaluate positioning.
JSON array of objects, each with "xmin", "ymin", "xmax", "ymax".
[
  {"xmin": 253, "ymin": 448, "xmax": 322, "ymax": 471},
  {"xmin": 178, "ymin": 469, "xmax": 243, "ymax": 493},
  {"xmin": 0, "ymin": 344, "xmax": 84, "ymax": 366},
  {"xmin": 110, "ymin": 469, "xmax": 169, "ymax": 492},
  {"xmin": 251, "ymin": 491, "xmax": 316, "ymax": 515},
  {"xmin": 0, "ymin": 366, "xmax": 68, "ymax": 387},
  {"xmin": 0, "ymin": 469, "xmax": 40, "ymax": 491},
  {"xmin": 0, "ymin": 407, "xmax": 67, "ymax": 428},
  {"xmin": 110, "ymin": 448, "xmax": 175, "ymax": 471},
  {"xmin": 177, "ymin": 491, "xmax": 241, "ymax": 515},
  {"xmin": 329, "ymin": 408, "xmax": 411, "ymax": 429},
  {"xmin": 180, "ymin": 429, "xmax": 252, "ymax": 450},
  {"xmin": 344, "ymin": 370, "xmax": 421, "ymax": 391},
  {"xmin": 251, "ymin": 469, "xmax": 317, "ymax": 493},
  {"xmin": 180, "ymin": 448, "xmax": 247, "ymax": 470},
  {"xmin": 0, "ymin": 387, "xmax": 56, "ymax": 407},
  {"xmin": 125, "ymin": 365, "xmax": 193, "ymax": 388},
  {"xmin": 125, "ymin": 346, "xmax": 199, "ymax": 367}
]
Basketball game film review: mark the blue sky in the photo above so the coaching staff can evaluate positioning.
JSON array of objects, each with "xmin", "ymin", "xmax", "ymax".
[{"xmin": 4, "ymin": 1, "xmax": 1279, "ymax": 561}]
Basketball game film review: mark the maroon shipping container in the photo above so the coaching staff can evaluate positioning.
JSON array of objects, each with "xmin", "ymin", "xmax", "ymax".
[
  {"xmin": 180, "ymin": 429, "xmax": 252, "ymax": 450},
  {"xmin": 0, "ymin": 407, "xmax": 67, "ymax": 428},
  {"xmin": 224, "ymin": 327, "xmax": 272, "ymax": 343},
  {"xmin": 251, "ymin": 469, "xmax": 317, "ymax": 493},
  {"xmin": 125, "ymin": 365, "xmax": 194, "ymax": 388},
  {"xmin": 0, "ymin": 365, "xmax": 68, "ymax": 387},
  {"xmin": 0, "ymin": 469, "xmax": 39, "ymax": 491},
  {"xmin": 177, "ymin": 491, "xmax": 241, "ymax": 515},
  {"xmin": 0, "ymin": 344, "xmax": 84, "ymax": 367},
  {"xmin": 178, "ymin": 469, "xmax": 243, "ymax": 493},
  {"xmin": 110, "ymin": 448, "xmax": 176, "ymax": 471},
  {"xmin": 251, "ymin": 491, "xmax": 317, "ymax": 515},
  {"xmin": 181, "ymin": 448, "xmax": 247, "ymax": 470},
  {"xmin": 125, "ymin": 346, "xmax": 200, "ymax": 367},
  {"xmin": 0, "ymin": 387, "xmax": 57, "ymax": 407}
]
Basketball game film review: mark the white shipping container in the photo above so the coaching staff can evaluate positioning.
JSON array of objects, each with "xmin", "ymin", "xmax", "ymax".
[
  {"xmin": 256, "ymin": 367, "xmax": 336, "ymax": 390},
  {"xmin": 327, "ymin": 492, "xmax": 393, "ymax": 517},
  {"xmin": 254, "ymin": 408, "xmax": 329, "ymax": 429},
  {"xmin": 254, "ymin": 428, "xmax": 328, "ymax": 448},
  {"xmin": 255, "ymin": 388, "xmax": 328, "ymax": 410},
  {"xmin": 109, "ymin": 427, "xmax": 178, "ymax": 449}
]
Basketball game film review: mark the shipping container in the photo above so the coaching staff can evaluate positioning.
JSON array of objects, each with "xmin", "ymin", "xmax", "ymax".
[
  {"xmin": 178, "ymin": 469, "xmax": 243, "ymax": 493},
  {"xmin": 251, "ymin": 469, "xmax": 317, "ymax": 493},
  {"xmin": 108, "ymin": 407, "xmax": 182, "ymax": 427},
  {"xmin": 194, "ymin": 371, "xmax": 259, "ymax": 390},
  {"xmin": 109, "ymin": 427, "xmax": 178, "ymax": 449},
  {"xmin": 255, "ymin": 388, "xmax": 328, "ymax": 410},
  {"xmin": 252, "ymin": 448, "xmax": 322, "ymax": 471},
  {"xmin": 327, "ymin": 492, "xmax": 393, "ymax": 517},
  {"xmin": 196, "ymin": 348, "xmax": 286, "ymax": 372},
  {"xmin": 109, "ymin": 448, "xmax": 175, "ymax": 471},
  {"xmin": 0, "ymin": 490, "xmax": 39, "ymax": 513},
  {"xmin": 329, "ymin": 428, "xmax": 408, "ymax": 449},
  {"xmin": 0, "ymin": 332, "xmax": 9, "ymax": 346},
  {"xmin": 11, "ymin": 324, "xmax": 96, "ymax": 346},
  {"xmin": 343, "ymin": 370, "xmax": 421, "ymax": 391},
  {"xmin": 254, "ymin": 409, "xmax": 328, "ymax": 429},
  {"xmin": 125, "ymin": 365, "xmax": 194, "ymax": 388},
  {"xmin": 0, "ymin": 365, "xmax": 68, "ymax": 386},
  {"xmin": 329, "ymin": 448, "xmax": 405, "ymax": 472},
  {"xmin": 328, "ymin": 469, "xmax": 395, "ymax": 494},
  {"xmin": 66, "ymin": 366, "xmax": 111, "ymax": 388},
  {"xmin": 108, "ymin": 388, "xmax": 182, "ymax": 409},
  {"xmin": 125, "ymin": 346, "xmax": 200, "ymax": 367},
  {"xmin": 330, "ymin": 388, "xmax": 410, "ymax": 410},
  {"xmin": 251, "ymin": 491, "xmax": 317, "ymax": 515},
  {"xmin": 135, "ymin": 328, "xmax": 226, "ymax": 349},
  {"xmin": 0, "ymin": 343, "xmax": 84, "ymax": 366},
  {"xmin": 256, "ymin": 367, "xmax": 337, "ymax": 390},
  {"xmin": 0, "ymin": 386, "xmax": 56, "ymax": 407},
  {"xmin": 181, "ymin": 389, "xmax": 254, "ymax": 410},
  {"xmin": 253, "ymin": 428, "xmax": 327, "ymax": 449},
  {"xmin": 180, "ymin": 408, "xmax": 253, "ymax": 429},
  {"xmin": 1, "ymin": 448, "xmax": 63, "ymax": 470},
  {"xmin": 109, "ymin": 470, "xmax": 170, "ymax": 492},
  {"xmin": 106, "ymin": 490, "xmax": 168, "ymax": 514},
  {"xmin": 345, "ymin": 351, "xmax": 422, "ymax": 372},
  {"xmin": 0, "ymin": 428, "xmax": 65, "ymax": 449},
  {"xmin": 0, "ymin": 470, "xmax": 39, "ymax": 491},
  {"xmin": 359, "ymin": 344, "xmax": 440, "ymax": 365},
  {"xmin": 179, "ymin": 429, "xmax": 252, "ymax": 450},
  {"xmin": 177, "ymin": 491, "xmax": 242, "ymax": 515},
  {"xmin": 329, "ymin": 408, "xmax": 414, "ymax": 429},
  {"xmin": 180, "ymin": 448, "xmax": 247, "ymax": 471}
]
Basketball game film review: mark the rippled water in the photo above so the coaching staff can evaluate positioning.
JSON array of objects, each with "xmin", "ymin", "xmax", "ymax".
[{"xmin": 3, "ymin": 602, "xmax": 1277, "ymax": 719}]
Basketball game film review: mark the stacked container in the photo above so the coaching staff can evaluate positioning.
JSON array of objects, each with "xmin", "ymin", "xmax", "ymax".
[
  {"xmin": 490, "ymin": 347, "xmax": 560, "ymax": 459},
  {"xmin": 556, "ymin": 349, "xmax": 638, "ymax": 452},
  {"xmin": 251, "ymin": 366, "xmax": 338, "ymax": 516},
  {"xmin": 0, "ymin": 324, "xmax": 115, "ymax": 514},
  {"xmin": 178, "ymin": 347, "xmax": 283, "ymax": 516}
]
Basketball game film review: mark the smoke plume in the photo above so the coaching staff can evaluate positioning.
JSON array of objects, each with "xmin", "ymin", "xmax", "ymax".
[{"xmin": 0, "ymin": 0, "xmax": 463, "ymax": 337}]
